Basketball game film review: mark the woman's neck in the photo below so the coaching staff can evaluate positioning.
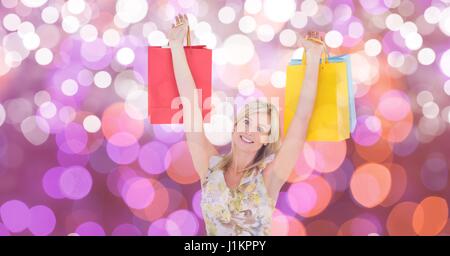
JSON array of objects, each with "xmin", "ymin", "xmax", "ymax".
[{"xmin": 230, "ymin": 150, "xmax": 256, "ymax": 173}]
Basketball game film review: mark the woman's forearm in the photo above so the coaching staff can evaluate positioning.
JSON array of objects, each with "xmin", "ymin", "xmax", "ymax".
[
  {"xmin": 169, "ymin": 43, "xmax": 196, "ymax": 97},
  {"xmin": 265, "ymin": 49, "xmax": 323, "ymax": 191},
  {"xmin": 169, "ymin": 42, "xmax": 203, "ymax": 131},
  {"xmin": 294, "ymin": 52, "xmax": 321, "ymax": 122}
]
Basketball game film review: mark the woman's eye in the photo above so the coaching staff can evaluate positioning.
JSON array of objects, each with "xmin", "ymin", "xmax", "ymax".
[{"xmin": 257, "ymin": 127, "xmax": 263, "ymax": 132}]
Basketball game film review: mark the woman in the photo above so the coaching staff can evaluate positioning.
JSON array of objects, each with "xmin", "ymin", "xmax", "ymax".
[{"xmin": 168, "ymin": 14, "xmax": 324, "ymax": 236}]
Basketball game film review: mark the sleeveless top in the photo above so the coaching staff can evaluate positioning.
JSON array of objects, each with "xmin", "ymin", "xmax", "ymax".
[{"xmin": 200, "ymin": 154, "xmax": 276, "ymax": 236}]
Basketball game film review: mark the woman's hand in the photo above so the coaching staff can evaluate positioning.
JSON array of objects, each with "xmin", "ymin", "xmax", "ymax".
[
  {"xmin": 298, "ymin": 33, "xmax": 325, "ymax": 59},
  {"xmin": 168, "ymin": 14, "xmax": 189, "ymax": 47}
]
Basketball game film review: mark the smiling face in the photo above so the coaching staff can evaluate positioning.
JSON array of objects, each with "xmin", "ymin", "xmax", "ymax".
[{"xmin": 232, "ymin": 111, "xmax": 272, "ymax": 153}]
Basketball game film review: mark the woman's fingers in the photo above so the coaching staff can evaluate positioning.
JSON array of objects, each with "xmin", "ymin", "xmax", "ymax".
[
  {"xmin": 308, "ymin": 31, "xmax": 320, "ymax": 39},
  {"xmin": 174, "ymin": 14, "xmax": 188, "ymax": 27},
  {"xmin": 172, "ymin": 13, "xmax": 188, "ymax": 29},
  {"xmin": 179, "ymin": 14, "xmax": 185, "ymax": 25}
]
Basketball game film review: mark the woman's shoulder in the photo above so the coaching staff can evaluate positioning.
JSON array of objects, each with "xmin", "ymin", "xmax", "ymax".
[
  {"xmin": 259, "ymin": 153, "xmax": 276, "ymax": 170},
  {"xmin": 201, "ymin": 154, "xmax": 224, "ymax": 188},
  {"xmin": 208, "ymin": 154, "xmax": 224, "ymax": 170}
]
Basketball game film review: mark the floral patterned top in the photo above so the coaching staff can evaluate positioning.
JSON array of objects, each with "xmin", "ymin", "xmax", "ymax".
[{"xmin": 200, "ymin": 154, "xmax": 276, "ymax": 236}]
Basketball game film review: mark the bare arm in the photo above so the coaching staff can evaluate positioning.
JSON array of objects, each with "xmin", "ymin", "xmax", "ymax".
[
  {"xmin": 264, "ymin": 37, "xmax": 324, "ymax": 198},
  {"xmin": 168, "ymin": 14, "xmax": 218, "ymax": 180}
]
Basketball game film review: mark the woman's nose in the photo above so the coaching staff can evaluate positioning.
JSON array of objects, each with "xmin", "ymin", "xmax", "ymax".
[{"xmin": 245, "ymin": 125, "xmax": 257, "ymax": 133}]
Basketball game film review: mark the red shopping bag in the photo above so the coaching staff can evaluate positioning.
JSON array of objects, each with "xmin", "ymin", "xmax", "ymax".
[{"xmin": 148, "ymin": 29, "xmax": 212, "ymax": 124}]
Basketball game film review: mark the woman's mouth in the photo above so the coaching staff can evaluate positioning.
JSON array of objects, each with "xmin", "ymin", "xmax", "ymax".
[{"xmin": 240, "ymin": 135, "xmax": 254, "ymax": 144}]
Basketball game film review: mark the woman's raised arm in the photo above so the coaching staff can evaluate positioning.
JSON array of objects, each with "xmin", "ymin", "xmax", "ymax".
[
  {"xmin": 168, "ymin": 14, "xmax": 218, "ymax": 180},
  {"xmin": 263, "ymin": 35, "xmax": 324, "ymax": 199}
]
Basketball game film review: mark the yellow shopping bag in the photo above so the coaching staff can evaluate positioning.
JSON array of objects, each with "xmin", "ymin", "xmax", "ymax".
[{"xmin": 283, "ymin": 43, "xmax": 350, "ymax": 141}]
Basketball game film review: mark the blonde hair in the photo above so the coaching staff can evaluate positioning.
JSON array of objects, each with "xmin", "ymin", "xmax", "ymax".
[{"xmin": 213, "ymin": 99, "xmax": 281, "ymax": 173}]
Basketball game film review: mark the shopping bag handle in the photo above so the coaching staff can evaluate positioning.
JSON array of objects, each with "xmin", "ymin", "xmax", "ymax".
[
  {"xmin": 301, "ymin": 37, "xmax": 329, "ymax": 65},
  {"xmin": 186, "ymin": 25, "xmax": 191, "ymax": 46}
]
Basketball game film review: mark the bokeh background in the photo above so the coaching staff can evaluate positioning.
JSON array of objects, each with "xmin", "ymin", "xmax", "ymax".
[{"xmin": 1, "ymin": 0, "xmax": 450, "ymax": 236}]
